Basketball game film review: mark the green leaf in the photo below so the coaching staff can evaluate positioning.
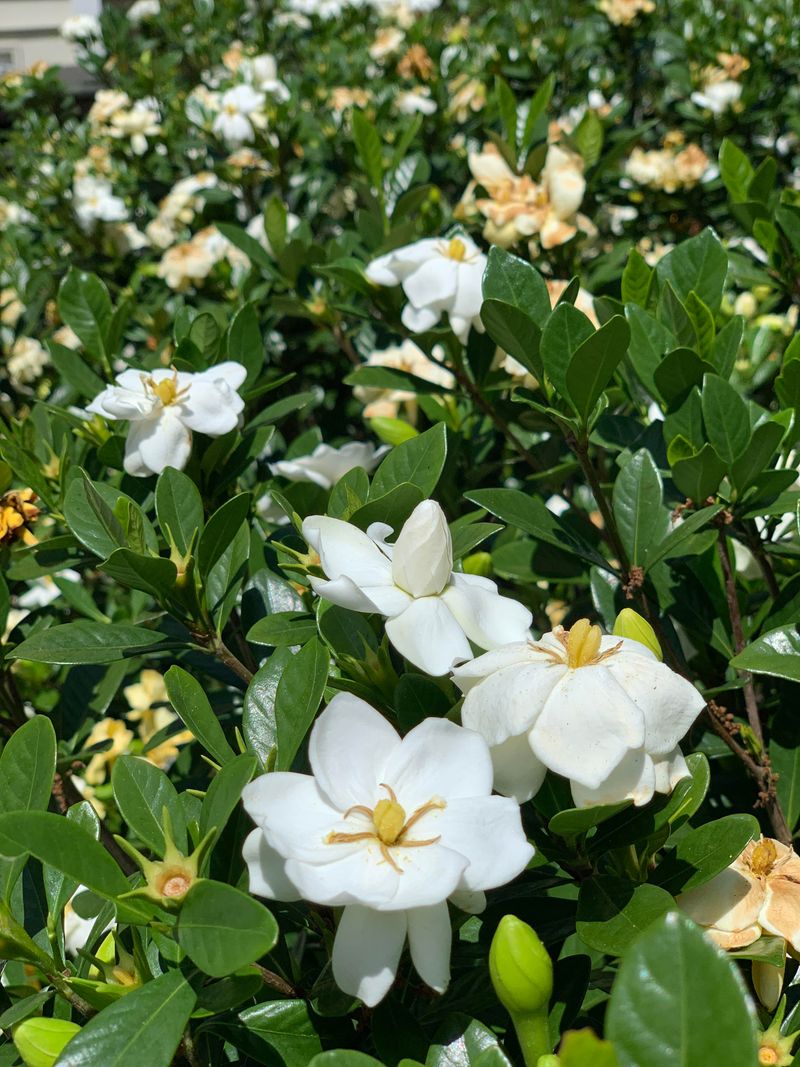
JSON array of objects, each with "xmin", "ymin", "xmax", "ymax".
[
  {"xmin": 164, "ymin": 666, "xmax": 236, "ymax": 764},
  {"xmin": 370, "ymin": 423, "xmax": 447, "ymax": 499},
  {"xmin": 577, "ymin": 878, "xmax": 675, "ymax": 955},
  {"xmin": 53, "ymin": 970, "xmax": 196, "ymax": 1067},
  {"xmin": 197, "ymin": 494, "xmax": 251, "ymax": 580},
  {"xmin": 494, "ymin": 77, "xmax": 518, "ymax": 157},
  {"xmin": 730, "ymin": 625, "xmax": 800, "ymax": 683},
  {"xmin": 0, "ymin": 812, "xmax": 130, "ymax": 901},
  {"xmin": 625, "ymin": 305, "xmax": 674, "ymax": 398},
  {"xmin": 352, "ymin": 110, "xmax": 383, "ymax": 189},
  {"xmin": 549, "ymin": 802, "xmax": 631, "ymax": 840},
  {"xmin": 466, "ymin": 488, "xmax": 612, "ymax": 571},
  {"xmin": 612, "ymin": 449, "xmax": 668, "ymax": 567},
  {"xmin": 57, "ymin": 269, "xmax": 111, "ymax": 363},
  {"xmin": 606, "ymin": 911, "xmax": 758, "ymax": 1067},
  {"xmin": 643, "ymin": 507, "xmax": 722, "ymax": 571},
  {"xmin": 345, "ymin": 365, "xmax": 452, "ymax": 396},
  {"xmin": 215, "ymin": 223, "xmax": 277, "ymax": 272},
  {"xmin": 199, "ymin": 753, "xmax": 257, "ymax": 837},
  {"xmin": 719, "ymin": 139, "xmax": 754, "ymax": 202},
  {"xmin": 310, "ymin": 1055, "xmax": 384, "ymax": 1067},
  {"xmin": 274, "ymin": 639, "xmax": 330, "ymax": 770},
  {"xmin": 670, "ymin": 443, "xmax": 726, "ymax": 503},
  {"xmin": 247, "ymin": 612, "xmax": 318, "ymax": 647},
  {"xmin": 621, "ymin": 249, "xmax": 654, "ymax": 307},
  {"xmin": 11, "ymin": 622, "xmax": 163, "ymax": 665},
  {"xmin": 480, "ymin": 299, "xmax": 543, "ymax": 380},
  {"xmin": 227, "ymin": 304, "xmax": 264, "ymax": 387},
  {"xmin": 701, "ymin": 374, "xmax": 750, "ymax": 466},
  {"xmin": 572, "ymin": 109, "xmax": 604, "ymax": 167},
  {"xmin": 559, "ymin": 1029, "xmax": 618, "ymax": 1067},
  {"xmin": 99, "ymin": 550, "xmax": 177, "ymax": 599},
  {"xmin": 243, "ymin": 648, "xmax": 293, "ymax": 767},
  {"xmin": 47, "ymin": 341, "xmax": 106, "ymax": 398},
  {"xmin": 230, "ymin": 1000, "xmax": 323, "ymax": 1067},
  {"xmin": 731, "ymin": 418, "xmax": 787, "ymax": 493},
  {"xmin": 684, "ymin": 292, "xmax": 715, "ymax": 359},
  {"xmin": 653, "ymin": 348, "xmax": 709, "ymax": 408},
  {"xmin": 426, "ymin": 1017, "xmax": 511, "ymax": 1067},
  {"xmin": 565, "ymin": 315, "xmax": 630, "ymax": 421},
  {"xmin": 652, "ymin": 814, "xmax": 759, "ymax": 894},
  {"xmin": 63, "ymin": 473, "xmax": 127, "ymax": 558},
  {"xmin": 155, "ymin": 467, "xmax": 204, "ymax": 556},
  {"xmin": 710, "ymin": 315, "xmax": 743, "ymax": 379},
  {"xmin": 188, "ymin": 313, "xmax": 221, "ymax": 360},
  {"xmin": 0, "ymin": 716, "xmax": 56, "ymax": 815},
  {"xmin": 540, "ymin": 302, "xmax": 596, "ymax": 400},
  {"xmin": 206, "ymin": 520, "xmax": 249, "ymax": 629},
  {"xmin": 656, "ymin": 229, "xmax": 729, "ymax": 313},
  {"xmin": 482, "ymin": 246, "xmax": 552, "ymax": 325},
  {"xmin": 111, "ymin": 756, "xmax": 187, "ymax": 856},
  {"xmin": 176, "ymin": 880, "xmax": 278, "ymax": 977}
]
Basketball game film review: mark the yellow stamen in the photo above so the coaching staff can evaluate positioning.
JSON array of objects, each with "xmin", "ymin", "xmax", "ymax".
[
  {"xmin": 566, "ymin": 618, "xmax": 603, "ymax": 669},
  {"xmin": 373, "ymin": 797, "xmax": 406, "ymax": 845},
  {"xmin": 446, "ymin": 237, "xmax": 467, "ymax": 261},
  {"xmin": 142, "ymin": 368, "xmax": 188, "ymax": 408},
  {"xmin": 751, "ymin": 839, "xmax": 778, "ymax": 878}
]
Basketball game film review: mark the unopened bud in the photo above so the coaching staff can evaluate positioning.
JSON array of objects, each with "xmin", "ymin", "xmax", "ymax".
[
  {"xmin": 369, "ymin": 417, "xmax": 418, "ymax": 446},
  {"xmin": 753, "ymin": 959, "xmax": 786, "ymax": 1012},
  {"xmin": 612, "ymin": 608, "xmax": 662, "ymax": 661},
  {"xmin": 13, "ymin": 1018, "xmax": 80, "ymax": 1067},
  {"xmin": 490, "ymin": 915, "xmax": 553, "ymax": 1017},
  {"xmin": 462, "ymin": 552, "xmax": 492, "ymax": 577}
]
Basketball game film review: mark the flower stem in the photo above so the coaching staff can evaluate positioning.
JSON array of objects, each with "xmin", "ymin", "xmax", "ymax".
[{"xmin": 511, "ymin": 1011, "xmax": 552, "ymax": 1067}]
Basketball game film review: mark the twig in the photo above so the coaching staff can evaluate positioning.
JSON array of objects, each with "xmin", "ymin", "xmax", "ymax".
[
  {"xmin": 253, "ymin": 962, "xmax": 301, "ymax": 998},
  {"xmin": 178, "ymin": 1031, "xmax": 201, "ymax": 1067},
  {"xmin": 567, "ymin": 433, "xmax": 629, "ymax": 574},
  {"xmin": 716, "ymin": 530, "xmax": 791, "ymax": 844},
  {"xmin": 210, "ymin": 636, "xmax": 254, "ymax": 685},
  {"xmin": 332, "ymin": 324, "xmax": 361, "ymax": 367},
  {"xmin": 448, "ymin": 363, "xmax": 543, "ymax": 474},
  {"xmin": 742, "ymin": 521, "xmax": 781, "ymax": 600}
]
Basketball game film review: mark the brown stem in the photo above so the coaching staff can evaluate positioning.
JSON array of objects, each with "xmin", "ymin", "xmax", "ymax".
[
  {"xmin": 44, "ymin": 969, "xmax": 96, "ymax": 1018},
  {"xmin": 448, "ymin": 363, "xmax": 543, "ymax": 474},
  {"xmin": 716, "ymin": 530, "xmax": 791, "ymax": 844},
  {"xmin": 253, "ymin": 962, "xmax": 301, "ymax": 998},
  {"xmin": 332, "ymin": 324, "xmax": 361, "ymax": 367},
  {"xmin": 211, "ymin": 637, "xmax": 254, "ymax": 685},
  {"xmin": 568, "ymin": 435, "xmax": 629, "ymax": 574},
  {"xmin": 178, "ymin": 1031, "xmax": 201, "ymax": 1067},
  {"xmin": 742, "ymin": 522, "xmax": 781, "ymax": 600},
  {"xmin": 53, "ymin": 772, "xmax": 138, "ymax": 874}
]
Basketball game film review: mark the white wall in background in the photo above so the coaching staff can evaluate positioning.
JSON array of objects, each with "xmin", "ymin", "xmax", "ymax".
[{"xmin": 0, "ymin": 0, "xmax": 102, "ymax": 73}]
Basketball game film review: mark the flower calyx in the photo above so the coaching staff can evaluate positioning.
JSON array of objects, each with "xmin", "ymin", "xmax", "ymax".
[
  {"xmin": 757, "ymin": 998, "xmax": 800, "ymax": 1066},
  {"xmin": 115, "ymin": 808, "xmax": 216, "ymax": 908}
]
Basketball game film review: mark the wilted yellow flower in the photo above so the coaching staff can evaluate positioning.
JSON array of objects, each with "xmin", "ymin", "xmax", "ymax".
[
  {"xmin": 124, "ymin": 669, "xmax": 192, "ymax": 770},
  {"xmin": 84, "ymin": 719, "xmax": 134, "ymax": 785},
  {"xmin": 0, "ymin": 490, "xmax": 40, "ymax": 547},
  {"xmin": 598, "ymin": 0, "xmax": 654, "ymax": 25}
]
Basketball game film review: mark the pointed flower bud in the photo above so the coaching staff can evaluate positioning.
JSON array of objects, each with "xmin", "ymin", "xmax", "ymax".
[
  {"xmin": 13, "ymin": 1018, "xmax": 81, "ymax": 1067},
  {"xmin": 612, "ymin": 608, "xmax": 663, "ymax": 661},
  {"xmin": 490, "ymin": 914, "xmax": 553, "ymax": 1016},
  {"xmin": 391, "ymin": 500, "xmax": 453, "ymax": 598},
  {"xmin": 462, "ymin": 551, "xmax": 492, "ymax": 577},
  {"xmin": 369, "ymin": 417, "xmax": 418, "ymax": 446}
]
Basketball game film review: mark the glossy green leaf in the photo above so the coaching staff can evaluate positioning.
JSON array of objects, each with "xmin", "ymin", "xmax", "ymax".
[
  {"xmin": 565, "ymin": 315, "xmax": 631, "ymax": 422},
  {"xmin": 655, "ymin": 229, "xmax": 728, "ymax": 313},
  {"xmin": 577, "ymin": 878, "xmax": 674, "ymax": 955},
  {"xmin": 243, "ymin": 648, "xmax": 293, "ymax": 767},
  {"xmin": 0, "ymin": 716, "xmax": 56, "ymax": 815},
  {"xmin": 176, "ymin": 880, "xmax": 278, "ymax": 976},
  {"xmin": 540, "ymin": 301, "xmax": 596, "ymax": 400},
  {"xmin": 370, "ymin": 423, "xmax": 447, "ymax": 499},
  {"xmin": 612, "ymin": 449, "xmax": 668, "ymax": 567},
  {"xmin": 53, "ymin": 970, "xmax": 196, "ymax": 1067},
  {"xmin": 274, "ymin": 638, "xmax": 330, "ymax": 770},
  {"xmin": 11, "ymin": 622, "xmax": 163, "ymax": 665},
  {"xmin": 730, "ymin": 625, "xmax": 800, "ymax": 682},
  {"xmin": 199, "ymin": 754, "xmax": 257, "ymax": 838},
  {"xmin": 164, "ymin": 666, "xmax": 237, "ymax": 764},
  {"xmin": 57, "ymin": 269, "xmax": 111, "ymax": 363},
  {"xmin": 155, "ymin": 467, "xmax": 204, "ymax": 556},
  {"xmin": 670, "ymin": 443, "xmax": 726, "ymax": 503},
  {"xmin": 482, "ymin": 246, "xmax": 552, "ymax": 324},
  {"xmin": 111, "ymin": 756, "xmax": 187, "ymax": 855},
  {"xmin": 606, "ymin": 911, "xmax": 758, "ymax": 1067},
  {"xmin": 652, "ymin": 814, "xmax": 759, "ymax": 894},
  {"xmin": 247, "ymin": 612, "xmax": 318, "ymax": 647},
  {"xmin": 197, "ymin": 493, "xmax": 251, "ymax": 580},
  {"xmin": 701, "ymin": 374, "xmax": 750, "ymax": 466},
  {"xmin": 229, "ymin": 1000, "xmax": 323, "ymax": 1067},
  {"xmin": 99, "ymin": 549, "xmax": 177, "ymax": 599}
]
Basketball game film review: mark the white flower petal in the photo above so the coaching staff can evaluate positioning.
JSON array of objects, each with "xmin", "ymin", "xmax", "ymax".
[
  {"xmin": 332, "ymin": 905, "xmax": 407, "ymax": 1006},
  {"xmin": 308, "ymin": 574, "xmax": 385, "ymax": 614},
  {"xmin": 179, "ymin": 379, "xmax": 243, "ymax": 435},
  {"xmin": 653, "ymin": 747, "xmax": 690, "ymax": 794},
  {"xmin": 242, "ymin": 772, "xmax": 340, "ymax": 864},
  {"xmin": 460, "ymin": 661, "xmax": 565, "ymax": 747},
  {"xmin": 303, "ymin": 515, "xmax": 394, "ymax": 589},
  {"xmin": 383, "ymin": 716, "xmax": 493, "ymax": 809},
  {"xmin": 407, "ymin": 902, "xmax": 451, "ymax": 993},
  {"xmin": 124, "ymin": 412, "xmax": 192, "ymax": 476},
  {"xmin": 603, "ymin": 655, "xmax": 705, "ymax": 756},
  {"xmin": 200, "ymin": 361, "xmax": 247, "ymax": 390},
  {"xmin": 385, "ymin": 597, "xmax": 472, "ymax": 676},
  {"xmin": 242, "ymin": 828, "xmax": 301, "ymax": 901},
  {"xmin": 489, "ymin": 733, "xmax": 548, "ymax": 802},
  {"xmin": 403, "ymin": 257, "xmax": 459, "ymax": 310},
  {"xmin": 450, "ymin": 889, "xmax": 487, "ymax": 914},
  {"xmin": 308, "ymin": 693, "xmax": 400, "ymax": 810},
  {"xmin": 436, "ymin": 795, "xmax": 533, "ymax": 891},
  {"xmin": 441, "ymin": 572, "xmax": 532, "ymax": 651},
  {"xmin": 569, "ymin": 747, "xmax": 656, "ymax": 808},
  {"xmin": 528, "ymin": 667, "xmax": 645, "ymax": 790},
  {"xmin": 391, "ymin": 501, "xmax": 452, "ymax": 598},
  {"xmin": 286, "ymin": 845, "xmax": 400, "ymax": 907},
  {"xmin": 401, "ymin": 303, "xmax": 442, "ymax": 333}
]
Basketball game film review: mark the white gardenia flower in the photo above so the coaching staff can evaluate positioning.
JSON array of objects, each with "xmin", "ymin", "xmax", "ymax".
[
  {"xmin": 270, "ymin": 441, "xmax": 388, "ymax": 489},
  {"xmin": 242, "ymin": 692, "xmax": 533, "ymax": 1006},
  {"xmin": 73, "ymin": 177, "xmax": 128, "ymax": 231},
  {"xmin": 691, "ymin": 80, "xmax": 742, "ymax": 115},
  {"xmin": 127, "ymin": 0, "xmax": 160, "ymax": 22},
  {"xmin": 395, "ymin": 88, "xmax": 437, "ymax": 116},
  {"xmin": 86, "ymin": 363, "xmax": 247, "ymax": 476},
  {"xmin": 302, "ymin": 500, "xmax": 532, "ymax": 676},
  {"xmin": 212, "ymin": 85, "xmax": 267, "ymax": 147},
  {"xmin": 240, "ymin": 54, "xmax": 290, "ymax": 100},
  {"xmin": 453, "ymin": 619, "xmax": 705, "ymax": 808},
  {"xmin": 61, "ymin": 14, "xmax": 101, "ymax": 40},
  {"xmin": 365, "ymin": 235, "xmax": 487, "ymax": 344}
]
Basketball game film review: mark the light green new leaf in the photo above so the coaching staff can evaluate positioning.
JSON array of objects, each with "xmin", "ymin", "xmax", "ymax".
[
  {"xmin": 370, "ymin": 423, "xmax": 447, "ymax": 499},
  {"xmin": 176, "ymin": 880, "xmax": 278, "ymax": 977},
  {"xmin": 606, "ymin": 911, "xmax": 758, "ymax": 1067},
  {"xmin": 54, "ymin": 970, "xmax": 196, "ymax": 1067}
]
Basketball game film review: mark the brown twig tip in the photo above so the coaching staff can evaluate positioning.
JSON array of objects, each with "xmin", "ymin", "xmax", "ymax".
[{"xmin": 623, "ymin": 566, "xmax": 645, "ymax": 600}]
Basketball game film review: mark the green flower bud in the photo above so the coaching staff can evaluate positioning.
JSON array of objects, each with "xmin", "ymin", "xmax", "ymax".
[
  {"xmin": 462, "ymin": 552, "xmax": 492, "ymax": 577},
  {"xmin": 368, "ymin": 417, "xmax": 418, "ymax": 446},
  {"xmin": 490, "ymin": 915, "xmax": 553, "ymax": 1017},
  {"xmin": 13, "ymin": 1018, "xmax": 81, "ymax": 1067},
  {"xmin": 612, "ymin": 608, "xmax": 662, "ymax": 661}
]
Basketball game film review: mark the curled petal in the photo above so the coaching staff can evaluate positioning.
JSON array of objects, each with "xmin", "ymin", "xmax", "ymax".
[
  {"xmin": 383, "ymin": 716, "xmax": 494, "ymax": 809},
  {"xmin": 441, "ymin": 572, "xmax": 532, "ymax": 651},
  {"xmin": 242, "ymin": 828, "xmax": 301, "ymax": 902},
  {"xmin": 332, "ymin": 905, "xmax": 407, "ymax": 1006},
  {"xmin": 385, "ymin": 597, "xmax": 472, "ymax": 676},
  {"xmin": 407, "ymin": 902, "xmax": 452, "ymax": 994},
  {"xmin": 489, "ymin": 732, "xmax": 548, "ymax": 802}
]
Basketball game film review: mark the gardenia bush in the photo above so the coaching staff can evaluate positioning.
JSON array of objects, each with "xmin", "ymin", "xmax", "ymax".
[{"xmin": 0, "ymin": 0, "xmax": 799, "ymax": 1064}]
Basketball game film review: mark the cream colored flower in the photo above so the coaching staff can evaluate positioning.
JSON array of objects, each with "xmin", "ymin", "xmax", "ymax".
[
  {"xmin": 369, "ymin": 27, "xmax": 404, "ymax": 61},
  {"xmin": 157, "ymin": 239, "xmax": 215, "ymax": 290},
  {"xmin": 598, "ymin": 0, "xmax": 654, "ymax": 25},
  {"xmin": 0, "ymin": 288, "xmax": 24, "ymax": 328},
  {"xmin": 447, "ymin": 75, "xmax": 486, "ymax": 123},
  {"xmin": 125, "ymin": 668, "xmax": 193, "ymax": 769},
  {"xmin": 84, "ymin": 719, "xmax": 134, "ymax": 785},
  {"xmin": 7, "ymin": 337, "xmax": 49, "ymax": 386},
  {"xmin": 52, "ymin": 325, "xmax": 81, "ymax": 349},
  {"xmin": 625, "ymin": 140, "xmax": 709, "ymax": 193},
  {"xmin": 354, "ymin": 340, "xmax": 455, "ymax": 420},
  {"xmin": 680, "ymin": 837, "xmax": 800, "ymax": 952}
]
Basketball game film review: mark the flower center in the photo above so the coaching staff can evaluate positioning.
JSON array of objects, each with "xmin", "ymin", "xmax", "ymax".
[
  {"xmin": 751, "ymin": 839, "xmax": 778, "ymax": 877},
  {"xmin": 326, "ymin": 783, "xmax": 445, "ymax": 873},
  {"xmin": 758, "ymin": 1048, "xmax": 779, "ymax": 1066},
  {"xmin": 142, "ymin": 369, "xmax": 189, "ymax": 407},
  {"xmin": 446, "ymin": 237, "xmax": 467, "ymax": 261},
  {"xmin": 155, "ymin": 867, "xmax": 193, "ymax": 899},
  {"xmin": 566, "ymin": 618, "xmax": 603, "ymax": 668}
]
